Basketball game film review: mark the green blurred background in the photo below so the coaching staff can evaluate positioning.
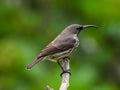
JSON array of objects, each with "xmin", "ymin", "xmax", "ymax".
[{"xmin": 0, "ymin": 0, "xmax": 120, "ymax": 90}]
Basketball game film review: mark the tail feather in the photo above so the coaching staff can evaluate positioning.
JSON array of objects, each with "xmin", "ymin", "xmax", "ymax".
[{"xmin": 26, "ymin": 56, "xmax": 44, "ymax": 70}]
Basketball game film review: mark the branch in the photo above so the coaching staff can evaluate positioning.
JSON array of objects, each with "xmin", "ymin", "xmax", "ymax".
[
  {"xmin": 46, "ymin": 85, "xmax": 54, "ymax": 90},
  {"xmin": 59, "ymin": 58, "xmax": 70, "ymax": 90},
  {"xmin": 46, "ymin": 57, "xmax": 70, "ymax": 90}
]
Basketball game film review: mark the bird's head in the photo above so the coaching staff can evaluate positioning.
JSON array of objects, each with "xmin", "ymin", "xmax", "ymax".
[{"xmin": 65, "ymin": 24, "xmax": 97, "ymax": 35}]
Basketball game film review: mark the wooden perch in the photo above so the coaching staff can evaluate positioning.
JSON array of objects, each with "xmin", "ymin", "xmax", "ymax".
[
  {"xmin": 59, "ymin": 58, "xmax": 70, "ymax": 90},
  {"xmin": 46, "ymin": 85, "xmax": 54, "ymax": 90},
  {"xmin": 46, "ymin": 58, "xmax": 70, "ymax": 90}
]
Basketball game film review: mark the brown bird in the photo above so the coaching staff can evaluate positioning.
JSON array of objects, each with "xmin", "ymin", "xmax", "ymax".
[{"xmin": 26, "ymin": 24, "xmax": 97, "ymax": 74}]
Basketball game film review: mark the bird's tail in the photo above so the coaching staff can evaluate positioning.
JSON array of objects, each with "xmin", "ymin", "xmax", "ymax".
[{"xmin": 26, "ymin": 56, "xmax": 44, "ymax": 70}]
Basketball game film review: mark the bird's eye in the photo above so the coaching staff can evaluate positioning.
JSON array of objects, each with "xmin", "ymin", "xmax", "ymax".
[{"xmin": 76, "ymin": 26, "xmax": 83, "ymax": 30}]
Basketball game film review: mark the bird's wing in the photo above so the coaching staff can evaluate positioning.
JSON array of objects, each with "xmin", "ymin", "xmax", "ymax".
[{"xmin": 39, "ymin": 37, "xmax": 76, "ymax": 57}]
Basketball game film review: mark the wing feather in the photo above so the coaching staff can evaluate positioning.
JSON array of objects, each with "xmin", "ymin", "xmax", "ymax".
[{"xmin": 39, "ymin": 37, "xmax": 76, "ymax": 57}]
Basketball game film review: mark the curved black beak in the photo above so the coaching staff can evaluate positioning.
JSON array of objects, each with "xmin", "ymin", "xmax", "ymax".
[{"xmin": 82, "ymin": 25, "xmax": 98, "ymax": 29}]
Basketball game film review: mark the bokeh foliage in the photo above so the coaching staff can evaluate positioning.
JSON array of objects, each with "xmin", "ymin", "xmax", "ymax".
[{"xmin": 0, "ymin": 0, "xmax": 120, "ymax": 90}]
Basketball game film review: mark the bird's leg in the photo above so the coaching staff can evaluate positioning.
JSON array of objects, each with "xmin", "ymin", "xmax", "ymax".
[
  {"xmin": 57, "ymin": 57, "xmax": 71, "ymax": 77},
  {"xmin": 57, "ymin": 60, "xmax": 64, "ymax": 71}
]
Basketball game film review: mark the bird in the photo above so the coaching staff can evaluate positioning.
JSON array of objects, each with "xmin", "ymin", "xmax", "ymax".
[{"xmin": 26, "ymin": 24, "xmax": 97, "ymax": 75}]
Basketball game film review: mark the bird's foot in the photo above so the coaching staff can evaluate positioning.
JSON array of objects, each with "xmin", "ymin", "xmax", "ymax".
[
  {"xmin": 63, "ymin": 57, "xmax": 70, "ymax": 60},
  {"xmin": 60, "ymin": 69, "xmax": 71, "ymax": 77}
]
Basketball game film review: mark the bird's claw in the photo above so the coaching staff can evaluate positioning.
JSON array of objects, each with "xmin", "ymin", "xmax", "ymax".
[{"xmin": 60, "ymin": 69, "xmax": 71, "ymax": 77}]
